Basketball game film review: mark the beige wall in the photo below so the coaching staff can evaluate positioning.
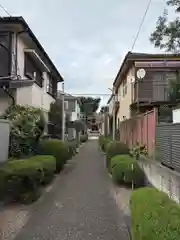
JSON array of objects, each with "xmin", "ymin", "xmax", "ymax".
[
  {"xmin": 108, "ymin": 97, "xmax": 114, "ymax": 115},
  {"xmin": 0, "ymin": 33, "xmax": 55, "ymax": 116},
  {"xmin": 116, "ymin": 66, "xmax": 135, "ymax": 122}
]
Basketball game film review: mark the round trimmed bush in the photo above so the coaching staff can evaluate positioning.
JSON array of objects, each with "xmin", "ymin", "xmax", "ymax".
[
  {"xmin": 0, "ymin": 159, "xmax": 43, "ymax": 203},
  {"xmin": 80, "ymin": 134, "xmax": 88, "ymax": 143},
  {"xmin": 106, "ymin": 141, "xmax": 129, "ymax": 168},
  {"xmin": 30, "ymin": 155, "xmax": 56, "ymax": 185},
  {"xmin": 131, "ymin": 188, "xmax": 180, "ymax": 240},
  {"xmin": 66, "ymin": 140, "xmax": 77, "ymax": 159},
  {"xmin": 38, "ymin": 139, "xmax": 69, "ymax": 172},
  {"xmin": 111, "ymin": 155, "xmax": 144, "ymax": 187},
  {"xmin": 99, "ymin": 136, "xmax": 112, "ymax": 152}
]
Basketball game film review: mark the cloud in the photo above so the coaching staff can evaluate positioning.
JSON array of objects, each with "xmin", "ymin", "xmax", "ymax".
[{"xmin": 0, "ymin": 0, "xmax": 170, "ymax": 107}]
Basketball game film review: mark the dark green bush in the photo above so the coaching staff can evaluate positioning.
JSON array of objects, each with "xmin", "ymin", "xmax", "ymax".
[
  {"xmin": 38, "ymin": 139, "xmax": 69, "ymax": 172},
  {"xmin": 111, "ymin": 155, "xmax": 144, "ymax": 187},
  {"xmin": 0, "ymin": 155, "xmax": 56, "ymax": 203},
  {"xmin": 131, "ymin": 187, "xmax": 180, "ymax": 240},
  {"xmin": 66, "ymin": 140, "xmax": 77, "ymax": 159},
  {"xmin": 99, "ymin": 135, "xmax": 104, "ymax": 148},
  {"xmin": 30, "ymin": 155, "xmax": 56, "ymax": 185},
  {"xmin": 0, "ymin": 159, "xmax": 43, "ymax": 203},
  {"xmin": 106, "ymin": 141, "xmax": 129, "ymax": 168},
  {"xmin": 99, "ymin": 136, "xmax": 112, "ymax": 152},
  {"xmin": 4, "ymin": 105, "xmax": 45, "ymax": 158},
  {"xmin": 80, "ymin": 134, "xmax": 88, "ymax": 143}
]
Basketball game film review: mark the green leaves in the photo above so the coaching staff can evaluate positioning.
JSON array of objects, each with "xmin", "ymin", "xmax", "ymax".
[
  {"xmin": 79, "ymin": 97, "xmax": 100, "ymax": 116},
  {"xmin": 4, "ymin": 105, "xmax": 45, "ymax": 158},
  {"xmin": 150, "ymin": 2, "xmax": 180, "ymax": 52}
]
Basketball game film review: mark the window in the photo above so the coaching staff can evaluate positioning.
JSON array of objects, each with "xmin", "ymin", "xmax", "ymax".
[
  {"xmin": 47, "ymin": 74, "xmax": 57, "ymax": 98},
  {"xmin": 0, "ymin": 32, "xmax": 11, "ymax": 77},
  {"xmin": 24, "ymin": 54, "xmax": 43, "ymax": 87}
]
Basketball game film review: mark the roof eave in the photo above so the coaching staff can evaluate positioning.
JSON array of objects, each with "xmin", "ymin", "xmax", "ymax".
[{"xmin": 0, "ymin": 16, "xmax": 64, "ymax": 83}]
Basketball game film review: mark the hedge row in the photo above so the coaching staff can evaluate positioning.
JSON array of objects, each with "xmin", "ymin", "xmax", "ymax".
[
  {"xmin": 99, "ymin": 135, "xmax": 112, "ymax": 152},
  {"xmin": 106, "ymin": 141, "xmax": 129, "ymax": 169},
  {"xmin": 131, "ymin": 187, "xmax": 180, "ymax": 240},
  {"xmin": 38, "ymin": 139, "xmax": 69, "ymax": 172},
  {"xmin": 0, "ymin": 138, "xmax": 80, "ymax": 204},
  {"xmin": 0, "ymin": 155, "xmax": 56, "ymax": 204}
]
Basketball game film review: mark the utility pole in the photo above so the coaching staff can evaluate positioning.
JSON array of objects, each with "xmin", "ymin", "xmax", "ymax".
[
  {"xmin": 62, "ymin": 82, "xmax": 65, "ymax": 141},
  {"xmin": 112, "ymin": 88, "xmax": 116, "ymax": 141}
]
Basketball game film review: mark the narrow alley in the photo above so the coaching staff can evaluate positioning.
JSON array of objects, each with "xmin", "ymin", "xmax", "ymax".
[{"xmin": 14, "ymin": 140, "xmax": 129, "ymax": 240}]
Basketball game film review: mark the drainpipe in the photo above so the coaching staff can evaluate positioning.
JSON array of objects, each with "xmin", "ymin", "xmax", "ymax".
[{"xmin": 3, "ymin": 86, "xmax": 15, "ymax": 106}]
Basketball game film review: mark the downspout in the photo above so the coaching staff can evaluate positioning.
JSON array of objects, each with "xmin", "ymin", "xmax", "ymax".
[
  {"xmin": 2, "ymin": 30, "xmax": 24, "ymax": 107},
  {"xmin": 3, "ymin": 86, "xmax": 15, "ymax": 106}
]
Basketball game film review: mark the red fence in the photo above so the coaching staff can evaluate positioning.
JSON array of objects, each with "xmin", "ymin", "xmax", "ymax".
[{"xmin": 120, "ymin": 109, "xmax": 157, "ymax": 154}]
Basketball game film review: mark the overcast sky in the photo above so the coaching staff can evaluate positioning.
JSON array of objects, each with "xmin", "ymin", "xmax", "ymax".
[{"xmin": 0, "ymin": 0, "xmax": 173, "ymax": 107}]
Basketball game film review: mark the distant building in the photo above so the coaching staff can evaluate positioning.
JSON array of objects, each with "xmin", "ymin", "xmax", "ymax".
[{"xmin": 57, "ymin": 91, "xmax": 81, "ymax": 140}]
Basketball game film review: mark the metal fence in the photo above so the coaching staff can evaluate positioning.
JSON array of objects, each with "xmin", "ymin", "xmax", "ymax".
[
  {"xmin": 120, "ymin": 109, "xmax": 157, "ymax": 154},
  {"xmin": 156, "ymin": 123, "xmax": 180, "ymax": 172}
]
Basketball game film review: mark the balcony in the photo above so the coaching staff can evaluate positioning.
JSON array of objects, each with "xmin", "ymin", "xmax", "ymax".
[{"xmin": 24, "ymin": 49, "xmax": 49, "ymax": 72}]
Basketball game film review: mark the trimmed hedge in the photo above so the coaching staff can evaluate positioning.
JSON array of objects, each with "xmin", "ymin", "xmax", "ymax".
[
  {"xmin": 131, "ymin": 187, "xmax": 180, "ymax": 240},
  {"xmin": 99, "ymin": 136, "xmax": 112, "ymax": 152},
  {"xmin": 38, "ymin": 139, "xmax": 69, "ymax": 172},
  {"xmin": 80, "ymin": 134, "xmax": 88, "ymax": 143},
  {"xmin": 111, "ymin": 155, "xmax": 144, "ymax": 187},
  {"xmin": 0, "ymin": 155, "xmax": 56, "ymax": 203},
  {"xmin": 30, "ymin": 155, "xmax": 56, "ymax": 185},
  {"xmin": 106, "ymin": 141, "xmax": 129, "ymax": 168},
  {"xmin": 66, "ymin": 140, "xmax": 77, "ymax": 159}
]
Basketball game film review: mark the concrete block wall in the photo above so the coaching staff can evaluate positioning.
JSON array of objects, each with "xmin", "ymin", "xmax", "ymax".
[
  {"xmin": 139, "ymin": 160, "xmax": 180, "ymax": 204},
  {"xmin": 0, "ymin": 119, "xmax": 10, "ymax": 163}
]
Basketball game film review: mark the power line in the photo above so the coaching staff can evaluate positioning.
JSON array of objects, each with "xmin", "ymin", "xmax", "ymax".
[
  {"xmin": 0, "ymin": 3, "xmax": 11, "ymax": 16},
  {"xmin": 68, "ymin": 93, "xmax": 112, "ymax": 96},
  {"xmin": 131, "ymin": 0, "xmax": 152, "ymax": 51}
]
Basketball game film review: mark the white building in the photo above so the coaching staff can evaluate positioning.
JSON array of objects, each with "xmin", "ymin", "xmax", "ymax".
[
  {"xmin": 0, "ymin": 16, "xmax": 63, "ymax": 121},
  {"xmin": 58, "ymin": 92, "xmax": 81, "ymax": 140}
]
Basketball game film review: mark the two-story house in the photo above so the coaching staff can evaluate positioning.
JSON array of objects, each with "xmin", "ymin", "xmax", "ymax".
[
  {"xmin": 0, "ymin": 16, "xmax": 63, "ymax": 122},
  {"xmin": 58, "ymin": 91, "xmax": 81, "ymax": 140},
  {"xmin": 113, "ymin": 51, "xmax": 180, "ymax": 123}
]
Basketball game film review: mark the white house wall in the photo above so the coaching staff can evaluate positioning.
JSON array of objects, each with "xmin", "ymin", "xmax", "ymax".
[{"xmin": 15, "ymin": 35, "xmax": 55, "ymax": 113}]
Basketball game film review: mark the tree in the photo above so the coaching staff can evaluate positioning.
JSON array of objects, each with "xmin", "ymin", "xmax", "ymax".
[
  {"xmin": 49, "ymin": 100, "xmax": 70, "ymax": 138},
  {"xmin": 150, "ymin": 1, "xmax": 180, "ymax": 52},
  {"xmin": 79, "ymin": 97, "xmax": 101, "ymax": 116},
  {"xmin": 4, "ymin": 105, "xmax": 45, "ymax": 157}
]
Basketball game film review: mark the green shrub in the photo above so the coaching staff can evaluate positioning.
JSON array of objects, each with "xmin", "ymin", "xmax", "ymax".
[
  {"xmin": 66, "ymin": 140, "xmax": 77, "ymax": 159},
  {"xmin": 111, "ymin": 155, "xmax": 144, "ymax": 187},
  {"xmin": 99, "ymin": 135, "xmax": 104, "ymax": 148},
  {"xmin": 131, "ymin": 187, "xmax": 180, "ymax": 240},
  {"xmin": 38, "ymin": 139, "xmax": 69, "ymax": 172},
  {"xmin": 0, "ymin": 160, "xmax": 43, "ymax": 203},
  {"xmin": 99, "ymin": 136, "xmax": 112, "ymax": 152},
  {"xmin": 30, "ymin": 155, "xmax": 56, "ymax": 185},
  {"xmin": 80, "ymin": 134, "xmax": 88, "ymax": 143},
  {"xmin": 106, "ymin": 141, "xmax": 129, "ymax": 168},
  {"xmin": 4, "ymin": 105, "xmax": 45, "ymax": 158}
]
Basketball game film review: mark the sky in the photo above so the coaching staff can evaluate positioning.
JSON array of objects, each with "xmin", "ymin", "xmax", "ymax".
[{"xmin": 0, "ymin": 0, "xmax": 175, "ymax": 108}]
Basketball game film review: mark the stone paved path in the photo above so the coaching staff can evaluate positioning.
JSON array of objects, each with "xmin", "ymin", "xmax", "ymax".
[{"xmin": 14, "ymin": 140, "xmax": 129, "ymax": 240}]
